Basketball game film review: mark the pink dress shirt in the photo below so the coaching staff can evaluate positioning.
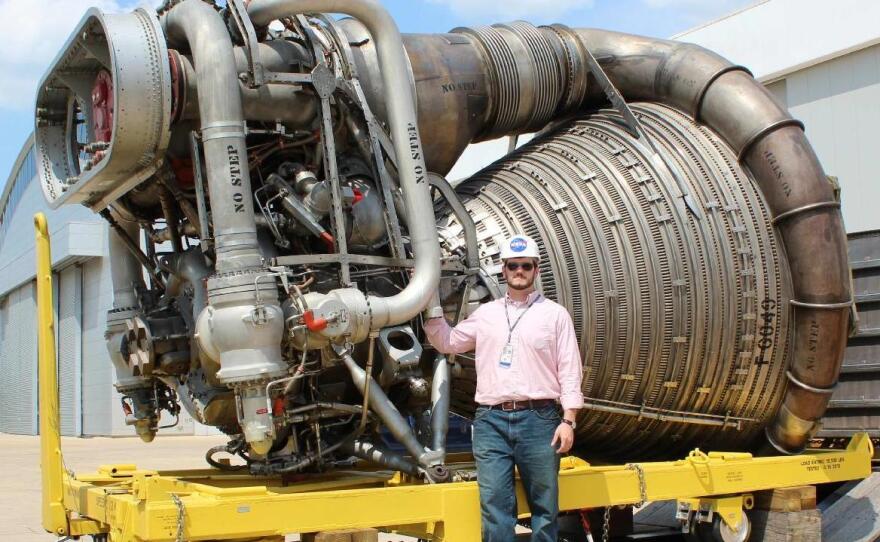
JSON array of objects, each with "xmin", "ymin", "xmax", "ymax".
[{"xmin": 425, "ymin": 290, "xmax": 584, "ymax": 411}]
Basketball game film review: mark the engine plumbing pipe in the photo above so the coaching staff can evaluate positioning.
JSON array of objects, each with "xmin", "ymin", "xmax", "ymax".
[
  {"xmin": 164, "ymin": 0, "xmax": 287, "ymax": 456},
  {"xmin": 163, "ymin": 0, "xmax": 261, "ymax": 272},
  {"xmin": 101, "ymin": 208, "xmax": 159, "ymax": 442},
  {"xmin": 342, "ymin": 439, "xmax": 420, "ymax": 476},
  {"xmin": 336, "ymin": 346, "xmax": 444, "ymax": 468},
  {"xmin": 430, "ymin": 354, "xmax": 451, "ymax": 457},
  {"xmin": 248, "ymin": 0, "xmax": 443, "ymax": 327}
]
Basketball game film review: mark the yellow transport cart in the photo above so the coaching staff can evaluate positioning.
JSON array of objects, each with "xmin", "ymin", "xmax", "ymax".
[{"xmin": 35, "ymin": 213, "xmax": 873, "ymax": 542}]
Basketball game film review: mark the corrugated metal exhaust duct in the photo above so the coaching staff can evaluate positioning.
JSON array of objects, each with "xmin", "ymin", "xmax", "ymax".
[
  {"xmin": 448, "ymin": 104, "xmax": 793, "ymax": 458},
  {"xmin": 398, "ymin": 22, "xmax": 851, "ymax": 458}
]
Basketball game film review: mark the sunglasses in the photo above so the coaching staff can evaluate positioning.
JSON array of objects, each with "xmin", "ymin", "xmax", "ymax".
[{"xmin": 505, "ymin": 262, "xmax": 535, "ymax": 272}]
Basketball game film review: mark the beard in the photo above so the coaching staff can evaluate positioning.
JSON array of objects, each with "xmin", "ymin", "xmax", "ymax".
[{"xmin": 507, "ymin": 274, "xmax": 536, "ymax": 291}]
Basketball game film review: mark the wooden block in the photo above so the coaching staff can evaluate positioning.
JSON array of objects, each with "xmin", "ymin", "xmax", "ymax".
[
  {"xmin": 750, "ymin": 509, "xmax": 821, "ymax": 542},
  {"xmin": 754, "ymin": 486, "xmax": 817, "ymax": 512},
  {"xmin": 351, "ymin": 530, "xmax": 379, "ymax": 542},
  {"xmin": 302, "ymin": 528, "xmax": 378, "ymax": 542}
]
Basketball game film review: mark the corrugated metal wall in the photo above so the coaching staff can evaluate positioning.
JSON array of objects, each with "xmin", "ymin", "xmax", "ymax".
[
  {"xmin": 82, "ymin": 257, "xmax": 114, "ymax": 436},
  {"xmin": 58, "ymin": 265, "xmax": 83, "ymax": 436},
  {"xmin": 0, "ymin": 267, "xmax": 85, "ymax": 436},
  {"xmin": 820, "ymin": 230, "xmax": 880, "ymax": 438},
  {"xmin": 0, "ymin": 282, "xmax": 38, "ymax": 434}
]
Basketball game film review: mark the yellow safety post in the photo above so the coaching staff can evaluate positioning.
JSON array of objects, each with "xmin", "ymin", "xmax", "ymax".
[{"xmin": 35, "ymin": 212, "xmax": 68, "ymax": 537}]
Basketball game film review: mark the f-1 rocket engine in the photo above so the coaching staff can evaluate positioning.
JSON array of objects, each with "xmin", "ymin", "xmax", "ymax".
[{"xmin": 34, "ymin": 0, "xmax": 851, "ymax": 477}]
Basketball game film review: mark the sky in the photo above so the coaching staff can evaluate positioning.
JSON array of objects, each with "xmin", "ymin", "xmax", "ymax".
[{"xmin": 0, "ymin": 0, "xmax": 756, "ymax": 189}]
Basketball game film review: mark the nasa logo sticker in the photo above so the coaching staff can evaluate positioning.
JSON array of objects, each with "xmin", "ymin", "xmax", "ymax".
[{"xmin": 509, "ymin": 237, "xmax": 528, "ymax": 253}]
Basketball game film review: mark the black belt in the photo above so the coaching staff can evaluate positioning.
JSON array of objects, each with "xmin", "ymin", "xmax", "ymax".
[{"xmin": 484, "ymin": 399, "xmax": 558, "ymax": 412}]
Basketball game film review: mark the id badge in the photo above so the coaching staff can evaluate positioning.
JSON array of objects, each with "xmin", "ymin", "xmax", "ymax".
[{"xmin": 499, "ymin": 342, "xmax": 514, "ymax": 368}]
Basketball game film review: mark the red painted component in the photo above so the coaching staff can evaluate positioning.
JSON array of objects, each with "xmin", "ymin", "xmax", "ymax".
[
  {"xmin": 121, "ymin": 401, "xmax": 132, "ymax": 416},
  {"xmin": 272, "ymin": 397, "xmax": 285, "ymax": 416},
  {"xmin": 303, "ymin": 310, "xmax": 328, "ymax": 332},
  {"xmin": 352, "ymin": 187, "xmax": 364, "ymax": 205},
  {"xmin": 168, "ymin": 50, "xmax": 185, "ymax": 124},
  {"xmin": 91, "ymin": 70, "xmax": 114, "ymax": 143},
  {"xmin": 320, "ymin": 231, "xmax": 335, "ymax": 251},
  {"xmin": 169, "ymin": 157, "xmax": 195, "ymax": 188}
]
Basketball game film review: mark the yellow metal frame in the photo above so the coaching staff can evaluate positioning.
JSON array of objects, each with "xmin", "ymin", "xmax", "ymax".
[{"xmin": 35, "ymin": 213, "xmax": 874, "ymax": 541}]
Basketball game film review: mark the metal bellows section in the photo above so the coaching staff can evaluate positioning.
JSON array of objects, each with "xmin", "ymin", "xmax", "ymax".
[
  {"xmin": 448, "ymin": 104, "xmax": 793, "ymax": 458},
  {"xmin": 450, "ymin": 22, "xmax": 584, "ymax": 141}
]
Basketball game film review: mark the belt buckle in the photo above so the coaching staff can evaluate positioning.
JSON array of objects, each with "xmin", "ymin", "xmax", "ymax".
[{"xmin": 502, "ymin": 401, "xmax": 516, "ymax": 412}]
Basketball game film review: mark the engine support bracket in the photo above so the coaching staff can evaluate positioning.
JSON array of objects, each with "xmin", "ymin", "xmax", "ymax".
[{"xmin": 581, "ymin": 43, "xmax": 703, "ymax": 219}]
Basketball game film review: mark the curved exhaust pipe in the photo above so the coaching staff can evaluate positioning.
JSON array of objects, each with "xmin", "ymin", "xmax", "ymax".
[
  {"xmin": 576, "ymin": 29, "xmax": 852, "ymax": 454},
  {"xmin": 569, "ymin": 27, "xmax": 851, "ymax": 454},
  {"xmin": 401, "ymin": 24, "xmax": 851, "ymax": 454},
  {"xmin": 247, "ymin": 0, "xmax": 443, "ymax": 327},
  {"xmin": 162, "ymin": 0, "xmax": 262, "ymax": 272}
]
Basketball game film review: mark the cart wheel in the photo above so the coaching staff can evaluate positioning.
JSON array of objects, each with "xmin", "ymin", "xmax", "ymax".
[{"xmin": 707, "ymin": 510, "xmax": 750, "ymax": 542}]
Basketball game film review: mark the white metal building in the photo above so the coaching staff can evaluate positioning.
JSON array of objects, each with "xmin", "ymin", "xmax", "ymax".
[
  {"xmin": 2, "ymin": 0, "xmax": 879, "ymax": 437},
  {"xmin": 0, "ymin": 137, "xmax": 205, "ymax": 436},
  {"xmin": 674, "ymin": 0, "xmax": 880, "ymax": 234}
]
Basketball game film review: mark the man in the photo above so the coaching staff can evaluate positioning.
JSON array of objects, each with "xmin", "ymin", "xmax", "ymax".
[{"xmin": 425, "ymin": 234, "xmax": 584, "ymax": 542}]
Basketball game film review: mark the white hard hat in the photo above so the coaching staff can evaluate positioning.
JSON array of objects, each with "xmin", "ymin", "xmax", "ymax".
[{"xmin": 500, "ymin": 234, "xmax": 540, "ymax": 261}]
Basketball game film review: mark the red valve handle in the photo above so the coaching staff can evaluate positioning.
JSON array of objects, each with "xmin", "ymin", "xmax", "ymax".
[{"xmin": 303, "ymin": 310, "xmax": 328, "ymax": 332}]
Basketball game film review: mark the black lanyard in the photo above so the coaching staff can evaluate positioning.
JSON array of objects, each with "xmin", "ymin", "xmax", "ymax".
[{"xmin": 504, "ymin": 295, "xmax": 539, "ymax": 343}]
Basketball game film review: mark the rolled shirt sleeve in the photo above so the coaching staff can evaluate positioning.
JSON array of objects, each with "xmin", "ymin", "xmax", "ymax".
[
  {"xmin": 555, "ymin": 308, "xmax": 584, "ymax": 410},
  {"xmin": 424, "ymin": 306, "xmax": 482, "ymax": 354}
]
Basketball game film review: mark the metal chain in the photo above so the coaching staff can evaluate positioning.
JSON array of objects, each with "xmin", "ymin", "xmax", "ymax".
[
  {"xmin": 597, "ymin": 464, "xmax": 646, "ymax": 542},
  {"xmin": 626, "ymin": 463, "xmax": 649, "ymax": 507},
  {"xmin": 602, "ymin": 506, "xmax": 611, "ymax": 542},
  {"xmin": 170, "ymin": 493, "xmax": 185, "ymax": 542}
]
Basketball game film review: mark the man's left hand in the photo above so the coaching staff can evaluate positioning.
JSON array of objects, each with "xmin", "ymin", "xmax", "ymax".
[{"xmin": 551, "ymin": 422, "xmax": 574, "ymax": 454}]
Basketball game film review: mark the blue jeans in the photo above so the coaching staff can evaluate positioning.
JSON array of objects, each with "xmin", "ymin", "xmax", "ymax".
[{"xmin": 473, "ymin": 405, "xmax": 562, "ymax": 542}]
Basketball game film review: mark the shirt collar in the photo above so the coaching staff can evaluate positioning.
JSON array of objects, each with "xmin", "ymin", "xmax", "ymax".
[{"xmin": 505, "ymin": 289, "xmax": 541, "ymax": 306}]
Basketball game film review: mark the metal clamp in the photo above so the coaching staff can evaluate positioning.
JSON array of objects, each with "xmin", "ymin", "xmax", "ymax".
[
  {"xmin": 790, "ymin": 298, "xmax": 854, "ymax": 310},
  {"xmin": 772, "ymin": 201, "xmax": 841, "ymax": 225},
  {"xmin": 785, "ymin": 370, "xmax": 837, "ymax": 395},
  {"xmin": 579, "ymin": 40, "xmax": 702, "ymax": 219},
  {"xmin": 226, "ymin": 0, "xmax": 264, "ymax": 87},
  {"xmin": 692, "ymin": 65, "xmax": 753, "ymax": 121},
  {"xmin": 737, "ymin": 118, "xmax": 805, "ymax": 161}
]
